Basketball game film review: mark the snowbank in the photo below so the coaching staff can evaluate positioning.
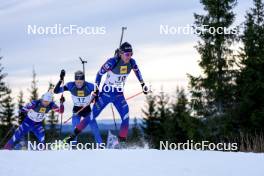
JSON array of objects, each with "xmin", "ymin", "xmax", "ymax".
[{"xmin": 0, "ymin": 149, "xmax": 263, "ymax": 176}]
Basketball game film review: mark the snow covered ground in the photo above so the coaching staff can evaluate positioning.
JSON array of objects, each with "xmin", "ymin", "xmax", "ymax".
[{"xmin": 0, "ymin": 149, "xmax": 263, "ymax": 176}]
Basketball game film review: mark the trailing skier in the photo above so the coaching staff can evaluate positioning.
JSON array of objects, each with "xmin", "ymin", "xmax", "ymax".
[{"xmin": 4, "ymin": 92, "xmax": 64, "ymax": 150}]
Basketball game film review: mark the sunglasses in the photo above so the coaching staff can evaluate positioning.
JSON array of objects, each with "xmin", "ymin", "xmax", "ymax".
[
  {"xmin": 75, "ymin": 75, "xmax": 85, "ymax": 80},
  {"xmin": 122, "ymin": 52, "xmax": 133, "ymax": 57}
]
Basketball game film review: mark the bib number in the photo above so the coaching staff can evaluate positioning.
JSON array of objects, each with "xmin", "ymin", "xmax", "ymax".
[
  {"xmin": 117, "ymin": 76, "xmax": 127, "ymax": 82},
  {"xmin": 78, "ymin": 97, "xmax": 86, "ymax": 103},
  {"xmin": 28, "ymin": 110, "xmax": 46, "ymax": 122},
  {"xmin": 72, "ymin": 95, "xmax": 90, "ymax": 106}
]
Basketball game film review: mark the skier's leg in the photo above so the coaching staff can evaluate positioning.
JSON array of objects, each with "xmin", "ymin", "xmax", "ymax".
[
  {"xmin": 4, "ymin": 118, "xmax": 31, "ymax": 149},
  {"xmin": 78, "ymin": 112, "xmax": 103, "ymax": 144},
  {"xmin": 32, "ymin": 123, "xmax": 45, "ymax": 149},
  {"xmin": 65, "ymin": 93, "xmax": 111, "ymax": 144},
  {"xmin": 113, "ymin": 94, "xmax": 129, "ymax": 140},
  {"xmin": 76, "ymin": 93, "xmax": 111, "ymax": 133},
  {"xmin": 89, "ymin": 119, "xmax": 103, "ymax": 144},
  {"xmin": 71, "ymin": 114, "xmax": 81, "ymax": 145}
]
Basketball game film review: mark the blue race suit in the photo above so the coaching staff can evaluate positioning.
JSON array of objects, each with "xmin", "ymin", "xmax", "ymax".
[
  {"xmin": 4, "ymin": 100, "xmax": 63, "ymax": 150},
  {"xmin": 54, "ymin": 81, "xmax": 102, "ymax": 144},
  {"xmin": 76, "ymin": 56, "xmax": 144, "ymax": 139}
]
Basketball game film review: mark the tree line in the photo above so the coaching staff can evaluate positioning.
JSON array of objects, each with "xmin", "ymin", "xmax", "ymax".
[{"xmin": 142, "ymin": 0, "xmax": 264, "ymax": 152}]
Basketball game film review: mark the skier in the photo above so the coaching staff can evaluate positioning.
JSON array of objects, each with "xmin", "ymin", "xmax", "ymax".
[
  {"xmin": 4, "ymin": 92, "xmax": 64, "ymax": 150},
  {"xmin": 53, "ymin": 70, "xmax": 102, "ymax": 144},
  {"xmin": 66, "ymin": 42, "xmax": 148, "ymax": 145}
]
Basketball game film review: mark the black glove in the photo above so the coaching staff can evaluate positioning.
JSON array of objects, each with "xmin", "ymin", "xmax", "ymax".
[
  {"xmin": 60, "ymin": 69, "xmax": 66, "ymax": 81},
  {"xmin": 141, "ymin": 82, "xmax": 149, "ymax": 95},
  {"xmin": 92, "ymin": 88, "xmax": 99, "ymax": 103},
  {"xmin": 19, "ymin": 109, "xmax": 27, "ymax": 118},
  {"xmin": 60, "ymin": 95, "xmax": 65, "ymax": 104}
]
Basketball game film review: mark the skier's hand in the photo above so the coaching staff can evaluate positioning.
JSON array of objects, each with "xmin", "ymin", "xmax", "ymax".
[
  {"xmin": 60, "ymin": 69, "xmax": 66, "ymax": 81},
  {"xmin": 92, "ymin": 88, "xmax": 99, "ymax": 103},
  {"xmin": 141, "ymin": 82, "xmax": 149, "ymax": 95},
  {"xmin": 19, "ymin": 109, "xmax": 27, "ymax": 117},
  {"xmin": 60, "ymin": 95, "xmax": 65, "ymax": 104},
  {"xmin": 59, "ymin": 104, "xmax": 64, "ymax": 114}
]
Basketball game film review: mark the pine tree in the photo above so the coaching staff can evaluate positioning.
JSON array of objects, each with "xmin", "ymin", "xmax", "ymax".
[
  {"xmin": 46, "ymin": 82, "xmax": 59, "ymax": 141},
  {"xmin": 0, "ymin": 87, "xmax": 15, "ymax": 129},
  {"xmin": 142, "ymin": 90, "xmax": 170, "ymax": 148},
  {"xmin": 166, "ymin": 88, "xmax": 190, "ymax": 143},
  {"xmin": 129, "ymin": 117, "xmax": 143, "ymax": 146},
  {"xmin": 0, "ymin": 56, "xmax": 8, "ymax": 125},
  {"xmin": 0, "ymin": 55, "xmax": 16, "ymax": 144},
  {"xmin": 142, "ymin": 92, "xmax": 159, "ymax": 148},
  {"xmin": 17, "ymin": 90, "xmax": 25, "ymax": 124},
  {"xmin": 28, "ymin": 68, "xmax": 39, "ymax": 101},
  {"xmin": 188, "ymin": 0, "xmax": 237, "ymax": 118},
  {"xmin": 235, "ymin": 0, "xmax": 264, "ymax": 133}
]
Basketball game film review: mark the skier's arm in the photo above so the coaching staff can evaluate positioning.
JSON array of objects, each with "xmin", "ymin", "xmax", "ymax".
[
  {"xmin": 51, "ymin": 102, "xmax": 64, "ymax": 114},
  {"xmin": 95, "ymin": 58, "xmax": 117, "ymax": 87},
  {"xmin": 54, "ymin": 80, "xmax": 69, "ymax": 94},
  {"xmin": 54, "ymin": 69, "xmax": 68, "ymax": 94},
  {"xmin": 130, "ymin": 59, "xmax": 149, "ymax": 94},
  {"xmin": 21, "ymin": 101, "xmax": 36, "ymax": 113},
  {"xmin": 130, "ymin": 59, "xmax": 144, "ymax": 83}
]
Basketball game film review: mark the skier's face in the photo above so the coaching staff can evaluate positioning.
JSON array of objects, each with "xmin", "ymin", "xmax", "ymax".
[
  {"xmin": 42, "ymin": 100, "xmax": 50, "ymax": 107},
  {"xmin": 120, "ymin": 52, "xmax": 132, "ymax": 63},
  {"xmin": 75, "ymin": 80, "xmax": 84, "ymax": 88}
]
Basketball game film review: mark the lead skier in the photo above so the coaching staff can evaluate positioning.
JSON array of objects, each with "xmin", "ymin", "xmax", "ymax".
[{"xmin": 66, "ymin": 42, "xmax": 148, "ymax": 145}]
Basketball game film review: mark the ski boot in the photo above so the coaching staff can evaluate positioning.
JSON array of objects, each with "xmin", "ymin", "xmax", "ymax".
[{"xmin": 118, "ymin": 136, "xmax": 127, "ymax": 149}]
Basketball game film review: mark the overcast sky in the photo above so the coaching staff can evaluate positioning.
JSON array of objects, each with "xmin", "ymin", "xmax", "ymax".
[{"xmin": 0, "ymin": 0, "xmax": 253, "ymax": 121}]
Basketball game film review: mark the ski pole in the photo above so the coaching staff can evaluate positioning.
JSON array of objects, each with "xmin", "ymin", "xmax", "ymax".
[
  {"xmin": 125, "ymin": 91, "xmax": 143, "ymax": 101},
  {"xmin": 0, "ymin": 126, "xmax": 15, "ymax": 147},
  {"xmin": 109, "ymin": 91, "xmax": 143, "ymax": 130},
  {"xmin": 59, "ymin": 81, "xmax": 64, "ymax": 138},
  {"xmin": 62, "ymin": 91, "xmax": 143, "ymax": 124},
  {"xmin": 110, "ymin": 104, "xmax": 118, "ymax": 132}
]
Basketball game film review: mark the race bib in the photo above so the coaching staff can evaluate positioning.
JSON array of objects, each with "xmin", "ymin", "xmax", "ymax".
[
  {"xmin": 71, "ymin": 95, "xmax": 90, "ymax": 106},
  {"xmin": 27, "ymin": 110, "xmax": 46, "ymax": 122},
  {"xmin": 104, "ymin": 71, "xmax": 128, "ymax": 87}
]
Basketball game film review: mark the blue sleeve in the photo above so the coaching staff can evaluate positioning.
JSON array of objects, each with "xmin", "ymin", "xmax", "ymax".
[
  {"xmin": 62, "ymin": 82, "xmax": 73, "ymax": 92},
  {"xmin": 65, "ymin": 82, "xmax": 73, "ymax": 90},
  {"xmin": 50, "ymin": 102, "xmax": 58, "ymax": 109},
  {"xmin": 130, "ymin": 58, "xmax": 144, "ymax": 83},
  {"xmin": 95, "ymin": 57, "xmax": 118, "ymax": 87},
  {"xmin": 54, "ymin": 80, "xmax": 69, "ymax": 94},
  {"xmin": 21, "ymin": 100, "xmax": 37, "ymax": 112},
  {"xmin": 50, "ymin": 102, "xmax": 59, "ymax": 111},
  {"xmin": 85, "ymin": 82, "xmax": 96, "ymax": 93}
]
